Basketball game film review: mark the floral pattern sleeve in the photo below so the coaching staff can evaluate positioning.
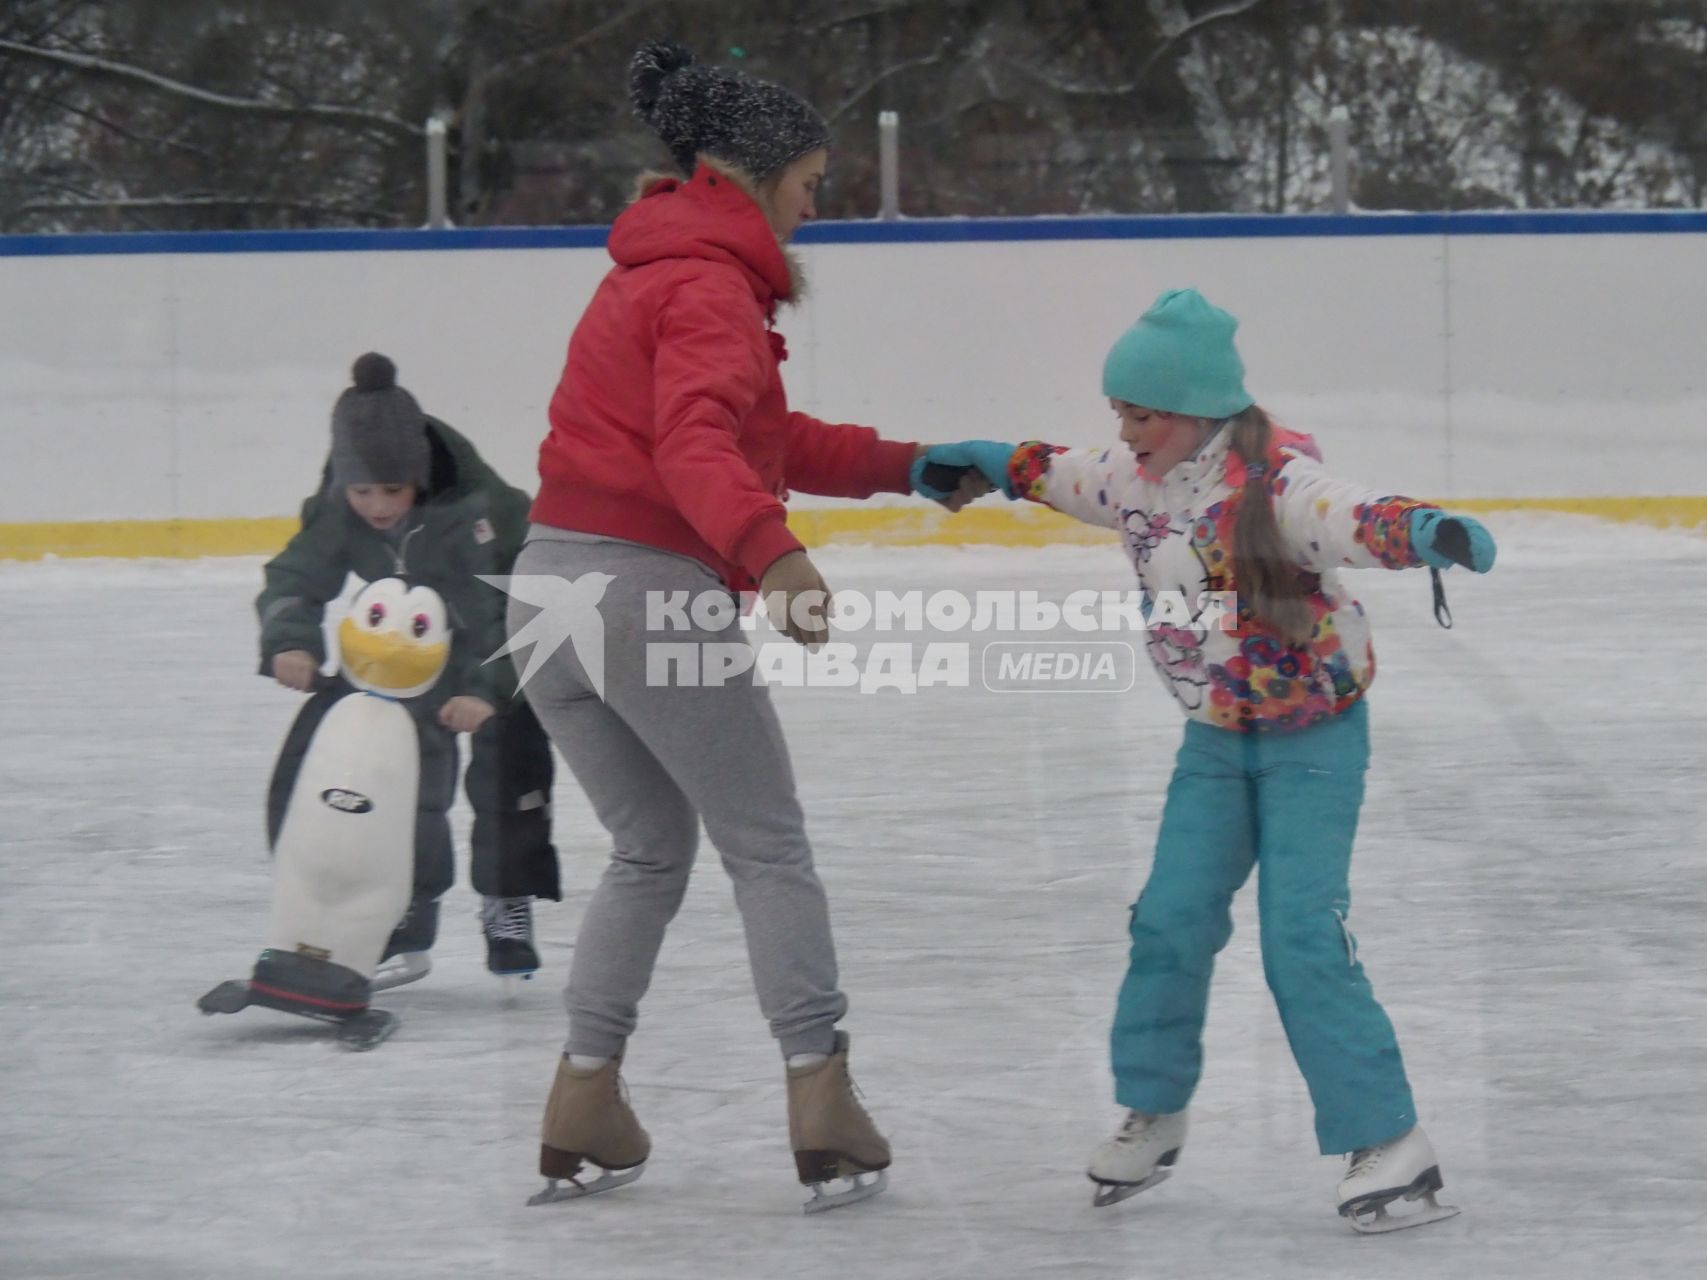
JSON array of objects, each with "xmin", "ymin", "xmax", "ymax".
[
  {"xmin": 1270, "ymin": 450, "xmax": 1437, "ymax": 571},
  {"xmin": 1009, "ymin": 442, "xmax": 1126, "ymax": 531}
]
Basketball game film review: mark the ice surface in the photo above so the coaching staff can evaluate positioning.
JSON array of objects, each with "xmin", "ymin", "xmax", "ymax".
[{"xmin": 2, "ymin": 516, "xmax": 1704, "ymax": 1279}]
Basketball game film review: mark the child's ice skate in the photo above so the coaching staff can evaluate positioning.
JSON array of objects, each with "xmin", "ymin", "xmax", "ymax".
[
  {"xmin": 787, "ymin": 1032, "xmax": 890, "ymax": 1213},
  {"xmin": 369, "ymin": 951, "xmax": 431, "ymax": 991},
  {"xmin": 528, "ymin": 1055, "xmax": 650, "ymax": 1205},
  {"xmin": 481, "ymin": 895, "xmax": 540, "ymax": 990},
  {"xmin": 1336, "ymin": 1125, "xmax": 1460, "ymax": 1233},
  {"xmin": 1087, "ymin": 1109, "xmax": 1187, "ymax": 1207},
  {"xmin": 370, "ymin": 897, "xmax": 437, "ymax": 990}
]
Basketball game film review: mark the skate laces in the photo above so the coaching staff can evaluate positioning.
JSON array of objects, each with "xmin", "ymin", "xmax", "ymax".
[
  {"xmin": 482, "ymin": 896, "xmax": 532, "ymax": 941},
  {"xmin": 571, "ymin": 1058, "xmax": 632, "ymax": 1109},
  {"xmin": 1347, "ymin": 1144, "xmax": 1384, "ymax": 1176},
  {"xmin": 833, "ymin": 1057, "xmax": 877, "ymax": 1123},
  {"xmin": 1114, "ymin": 1110, "xmax": 1156, "ymax": 1144}
]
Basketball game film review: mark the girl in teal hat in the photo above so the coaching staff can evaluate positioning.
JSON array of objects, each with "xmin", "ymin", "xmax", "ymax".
[{"xmin": 913, "ymin": 287, "xmax": 1495, "ymax": 1233}]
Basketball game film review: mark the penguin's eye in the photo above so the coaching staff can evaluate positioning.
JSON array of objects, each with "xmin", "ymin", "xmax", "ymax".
[
  {"xmin": 400, "ymin": 585, "xmax": 449, "ymax": 646},
  {"xmin": 347, "ymin": 578, "xmax": 410, "ymax": 633}
]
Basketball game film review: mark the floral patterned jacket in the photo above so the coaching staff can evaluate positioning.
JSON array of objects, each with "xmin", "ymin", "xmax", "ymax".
[{"xmin": 1009, "ymin": 426, "xmax": 1436, "ymax": 732}]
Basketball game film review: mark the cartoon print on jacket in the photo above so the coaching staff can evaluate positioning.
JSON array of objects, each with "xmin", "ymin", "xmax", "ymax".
[{"xmin": 1120, "ymin": 504, "xmax": 1214, "ymax": 714}]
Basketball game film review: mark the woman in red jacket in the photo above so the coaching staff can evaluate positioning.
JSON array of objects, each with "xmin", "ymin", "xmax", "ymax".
[{"xmin": 513, "ymin": 41, "xmax": 973, "ymax": 1213}]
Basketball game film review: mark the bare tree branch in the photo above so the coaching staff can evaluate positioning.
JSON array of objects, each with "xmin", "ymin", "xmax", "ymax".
[
  {"xmin": 15, "ymin": 172, "xmax": 103, "ymax": 202},
  {"xmin": 7, "ymin": 2, "xmax": 1703, "ymax": 228},
  {"xmin": 0, "ymin": 37, "xmax": 423, "ymax": 139},
  {"xmin": 1149, "ymin": 0, "xmax": 1269, "ymax": 43},
  {"xmin": 801, "ymin": 1, "xmax": 930, "ymax": 38},
  {"xmin": 23, "ymin": 89, "xmax": 216, "ymax": 160},
  {"xmin": 1139, "ymin": 0, "xmax": 1268, "ymax": 82},
  {"xmin": 824, "ymin": 47, "xmax": 947, "ymax": 124},
  {"xmin": 454, "ymin": 0, "xmax": 657, "ymax": 126},
  {"xmin": 1002, "ymin": 57, "xmax": 1144, "ymax": 98},
  {"xmin": 21, "ymin": 194, "xmax": 397, "ymax": 220}
]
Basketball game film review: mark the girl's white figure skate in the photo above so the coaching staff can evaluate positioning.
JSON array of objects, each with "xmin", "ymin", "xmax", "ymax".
[
  {"xmin": 1087, "ymin": 1109, "xmax": 1188, "ymax": 1207},
  {"xmin": 1336, "ymin": 1125, "xmax": 1460, "ymax": 1233}
]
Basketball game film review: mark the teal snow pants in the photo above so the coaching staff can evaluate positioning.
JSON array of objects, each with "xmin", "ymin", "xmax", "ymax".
[{"xmin": 1110, "ymin": 700, "xmax": 1416, "ymax": 1154}]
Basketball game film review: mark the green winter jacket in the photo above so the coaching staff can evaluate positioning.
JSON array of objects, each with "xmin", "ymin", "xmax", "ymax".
[
  {"xmin": 256, "ymin": 416, "xmax": 534, "ymax": 704},
  {"xmin": 414, "ymin": 415, "xmax": 533, "ymax": 568}
]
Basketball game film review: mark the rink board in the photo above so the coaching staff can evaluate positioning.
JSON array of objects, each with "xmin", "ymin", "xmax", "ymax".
[
  {"xmin": 3, "ymin": 209, "xmax": 1704, "ymax": 556},
  {"xmin": 1, "ymin": 493, "xmax": 1705, "ymax": 561}
]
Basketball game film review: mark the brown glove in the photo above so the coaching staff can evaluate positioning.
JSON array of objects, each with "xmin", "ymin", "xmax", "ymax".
[
  {"xmin": 270, "ymin": 649, "xmax": 320, "ymax": 692},
  {"xmin": 760, "ymin": 550, "xmax": 832, "ymax": 650}
]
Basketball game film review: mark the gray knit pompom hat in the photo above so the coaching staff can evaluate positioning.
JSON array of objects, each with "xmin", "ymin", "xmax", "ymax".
[
  {"xmin": 629, "ymin": 40, "xmax": 829, "ymax": 180},
  {"xmin": 329, "ymin": 353, "xmax": 430, "ymax": 490}
]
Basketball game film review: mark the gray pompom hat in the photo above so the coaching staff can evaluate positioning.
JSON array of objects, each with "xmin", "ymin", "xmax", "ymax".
[
  {"xmin": 329, "ymin": 353, "xmax": 430, "ymax": 490},
  {"xmin": 629, "ymin": 40, "xmax": 829, "ymax": 180}
]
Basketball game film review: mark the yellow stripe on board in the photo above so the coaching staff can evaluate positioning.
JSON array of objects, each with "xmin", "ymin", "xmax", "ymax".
[
  {"xmin": 2, "ymin": 497, "xmax": 1704, "ymax": 561},
  {"xmin": 0, "ymin": 517, "xmax": 301, "ymax": 561},
  {"xmin": 785, "ymin": 504, "xmax": 1118, "ymax": 548},
  {"xmin": 1427, "ymin": 495, "xmax": 1707, "ymax": 525}
]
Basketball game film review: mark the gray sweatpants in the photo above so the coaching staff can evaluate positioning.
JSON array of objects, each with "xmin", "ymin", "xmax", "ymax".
[{"xmin": 510, "ymin": 529, "xmax": 846, "ymax": 1060}]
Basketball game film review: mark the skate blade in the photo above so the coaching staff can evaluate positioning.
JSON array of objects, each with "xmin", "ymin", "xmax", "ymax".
[
  {"xmin": 370, "ymin": 953, "xmax": 431, "ymax": 992},
  {"xmin": 336, "ymin": 1009, "xmax": 399, "ymax": 1052},
  {"xmin": 495, "ymin": 973, "xmax": 535, "ymax": 1003},
  {"xmin": 802, "ymin": 1170, "xmax": 888, "ymax": 1215},
  {"xmin": 526, "ymin": 1164, "xmax": 645, "ymax": 1205},
  {"xmin": 1344, "ymin": 1192, "xmax": 1460, "ymax": 1234},
  {"xmin": 1090, "ymin": 1167, "xmax": 1171, "ymax": 1208}
]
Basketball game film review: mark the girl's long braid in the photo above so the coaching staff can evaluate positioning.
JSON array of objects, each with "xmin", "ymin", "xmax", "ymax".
[{"xmin": 1228, "ymin": 406, "xmax": 1314, "ymax": 645}]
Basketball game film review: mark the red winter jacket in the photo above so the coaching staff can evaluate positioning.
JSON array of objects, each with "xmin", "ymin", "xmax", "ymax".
[{"xmin": 531, "ymin": 165, "xmax": 918, "ymax": 591}]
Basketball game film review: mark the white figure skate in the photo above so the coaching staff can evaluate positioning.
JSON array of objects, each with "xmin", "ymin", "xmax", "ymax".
[
  {"xmin": 1087, "ymin": 1109, "xmax": 1188, "ymax": 1207},
  {"xmin": 1337, "ymin": 1125, "xmax": 1460, "ymax": 1233}
]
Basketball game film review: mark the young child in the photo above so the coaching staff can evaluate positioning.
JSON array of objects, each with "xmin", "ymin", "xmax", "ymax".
[
  {"xmin": 257, "ymin": 353, "xmax": 562, "ymax": 985},
  {"xmin": 915, "ymin": 288, "xmax": 1495, "ymax": 1231}
]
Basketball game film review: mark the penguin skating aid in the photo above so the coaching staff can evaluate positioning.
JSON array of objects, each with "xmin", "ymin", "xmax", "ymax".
[{"xmin": 198, "ymin": 578, "xmax": 453, "ymax": 1050}]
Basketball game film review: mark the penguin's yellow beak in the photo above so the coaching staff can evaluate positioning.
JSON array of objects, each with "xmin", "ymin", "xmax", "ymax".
[{"xmin": 337, "ymin": 617, "xmax": 448, "ymax": 694}]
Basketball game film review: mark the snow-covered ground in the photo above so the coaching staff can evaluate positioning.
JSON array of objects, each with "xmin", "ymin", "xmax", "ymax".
[{"xmin": 2, "ymin": 516, "xmax": 1704, "ymax": 1280}]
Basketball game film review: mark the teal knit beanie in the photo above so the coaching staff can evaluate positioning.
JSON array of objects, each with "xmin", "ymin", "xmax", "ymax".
[{"xmin": 1102, "ymin": 288, "xmax": 1254, "ymax": 419}]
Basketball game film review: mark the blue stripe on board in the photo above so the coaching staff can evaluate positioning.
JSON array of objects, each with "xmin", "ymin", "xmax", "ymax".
[
  {"xmin": 799, "ymin": 209, "xmax": 1707, "ymax": 242},
  {"xmin": 3, "ymin": 209, "xmax": 1704, "ymax": 257},
  {"xmin": 0, "ymin": 225, "xmax": 611, "ymax": 256}
]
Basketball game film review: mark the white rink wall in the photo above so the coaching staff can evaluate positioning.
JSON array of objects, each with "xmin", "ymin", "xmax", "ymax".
[{"xmin": 3, "ymin": 214, "xmax": 1706, "ymax": 524}]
